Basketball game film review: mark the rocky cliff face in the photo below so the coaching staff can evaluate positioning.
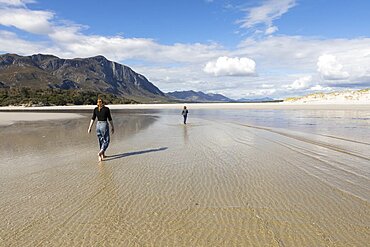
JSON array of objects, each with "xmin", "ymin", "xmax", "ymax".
[{"xmin": 0, "ymin": 53, "xmax": 165, "ymax": 101}]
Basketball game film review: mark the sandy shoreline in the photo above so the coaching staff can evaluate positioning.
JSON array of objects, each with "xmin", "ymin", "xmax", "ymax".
[
  {"xmin": 1, "ymin": 102, "xmax": 370, "ymax": 111},
  {"xmin": 0, "ymin": 108, "xmax": 369, "ymax": 246}
]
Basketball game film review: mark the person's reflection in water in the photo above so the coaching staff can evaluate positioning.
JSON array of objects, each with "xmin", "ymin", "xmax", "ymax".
[{"xmin": 183, "ymin": 125, "xmax": 189, "ymax": 144}]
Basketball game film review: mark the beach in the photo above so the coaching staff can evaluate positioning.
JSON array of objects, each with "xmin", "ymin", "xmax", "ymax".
[{"xmin": 0, "ymin": 103, "xmax": 369, "ymax": 246}]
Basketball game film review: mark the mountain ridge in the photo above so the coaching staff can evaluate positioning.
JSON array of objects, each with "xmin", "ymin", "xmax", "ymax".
[
  {"xmin": 166, "ymin": 90, "xmax": 234, "ymax": 102},
  {"xmin": 0, "ymin": 53, "xmax": 166, "ymax": 103},
  {"xmin": 237, "ymin": 97, "xmax": 275, "ymax": 102}
]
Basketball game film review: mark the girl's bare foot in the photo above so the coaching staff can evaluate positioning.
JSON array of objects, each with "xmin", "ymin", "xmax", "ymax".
[{"xmin": 98, "ymin": 150, "xmax": 104, "ymax": 161}]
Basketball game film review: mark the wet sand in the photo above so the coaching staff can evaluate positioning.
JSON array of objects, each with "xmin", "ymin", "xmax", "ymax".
[
  {"xmin": 0, "ymin": 112, "xmax": 84, "ymax": 126},
  {"xmin": 0, "ymin": 109, "xmax": 369, "ymax": 246}
]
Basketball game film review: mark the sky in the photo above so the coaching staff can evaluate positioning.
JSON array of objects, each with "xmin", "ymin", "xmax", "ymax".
[{"xmin": 1, "ymin": 0, "xmax": 370, "ymax": 99}]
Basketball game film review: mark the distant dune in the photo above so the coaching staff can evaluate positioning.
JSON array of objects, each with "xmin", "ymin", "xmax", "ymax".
[{"xmin": 285, "ymin": 88, "xmax": 370, "ymax": 104}]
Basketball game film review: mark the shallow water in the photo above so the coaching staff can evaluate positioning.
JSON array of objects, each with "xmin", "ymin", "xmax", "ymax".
[
  {"xmin": 161, "ymin": 108, "xmax": 370, "ymax": 142},
  {"xmin": 0, "ymin": 108, "xmax": 369, "ymax": 246}
]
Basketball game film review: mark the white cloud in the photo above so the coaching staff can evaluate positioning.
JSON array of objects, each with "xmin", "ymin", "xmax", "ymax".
[
  {"xmin": 50, "ymin": 32, "xmax": 225, "ymax": 63},
  {"xmin": 0, "ymin": 0, "xmax": 34, "ymax": 6},
  {"xmin": 0, "ymin": 30, "xmax": 47, "ymax": 54},
  {"xmin": 310, "ymin": 84, "xmax": 332, "ymax": 91},
  {"xmin": 284, "ymin": 76, "xmax": 312, "ymax": 90},
  {"xmin": 317, "ymin": 54, "xmax": 349, "ymax": 80},
  {"xmin": 265, "ymin": 25, "xmax": 278, "ymax": 35},
  {"xmin": 239, "ymin": 0, "xmax": 295, "ymax": 34},
  {"xmin": 0, "ymin": 8, "xmax": 53, "ymax": 34},
  {"xmin": 261, "ymin": 83, "xmax": 274, "ymax": 88},
  {"xmin": 203, "ymin": 56, "xmax": 256, "ymax": 76}
]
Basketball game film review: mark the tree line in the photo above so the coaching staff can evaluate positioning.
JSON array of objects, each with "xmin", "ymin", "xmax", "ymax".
[{"xmin": 0, "ymin": 88, "xmax": 138, "ymax": 106}]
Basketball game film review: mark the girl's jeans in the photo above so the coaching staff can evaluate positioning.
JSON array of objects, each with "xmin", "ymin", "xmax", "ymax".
[{"xmin": 96, "ymin": 121, "xmax": 110, "ymax": 152}]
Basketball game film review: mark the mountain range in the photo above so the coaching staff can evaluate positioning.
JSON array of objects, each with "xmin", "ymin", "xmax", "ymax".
[
  {"xmin": 166, "ymin": 91, "xmax": 278, "ymax": 103},
  {"xmin": 237, "ymin": 97, "xmax": 275, "ymax": 102},
  {"xmin": 0, "ymin": 53, "xmax": 166, "ymax": 103},
  {"xmin": 166, "ymin": 90, "xmax": 234, "ymax": 102}
]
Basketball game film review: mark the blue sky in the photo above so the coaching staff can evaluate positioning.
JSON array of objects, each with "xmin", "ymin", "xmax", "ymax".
[{"xmin": 1, "ymin": 0, "xmax": 370, "ymax": 99}]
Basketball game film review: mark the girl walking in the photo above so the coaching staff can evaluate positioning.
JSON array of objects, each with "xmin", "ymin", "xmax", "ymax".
[{"xmin": 88, "ymin": 98, "xmax": 115, "ymax": 161}]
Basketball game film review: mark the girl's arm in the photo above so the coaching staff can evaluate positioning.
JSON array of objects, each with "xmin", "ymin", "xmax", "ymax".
[
  {"xmin": 109, "ymin": 120, "xmax": 115, "ymax": 134},
  {"xmin": 88, "ymin": 119, "xmax": 94, "ymax": 133}
]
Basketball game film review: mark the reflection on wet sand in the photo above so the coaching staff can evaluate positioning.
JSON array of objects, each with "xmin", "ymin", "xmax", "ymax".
[
  {"xmin": 183, "ymin": 125, "xmax": 189, "ymax": 144},
  {"xmin": 0, "ymin": 113, "xmax": 158, "ymax": 158}
]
